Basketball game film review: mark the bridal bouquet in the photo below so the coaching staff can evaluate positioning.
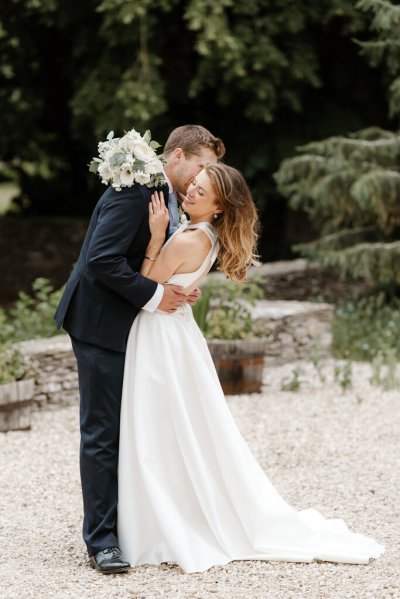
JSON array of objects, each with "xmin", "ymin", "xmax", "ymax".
[{"xmin": 89, "ymin": 127, "xmax": 165, "ymax": 191}]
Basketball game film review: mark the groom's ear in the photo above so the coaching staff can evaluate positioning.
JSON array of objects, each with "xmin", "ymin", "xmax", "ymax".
[{"xmin": 174, "ymin": 148, "xmax": 184, "ymax": 161}]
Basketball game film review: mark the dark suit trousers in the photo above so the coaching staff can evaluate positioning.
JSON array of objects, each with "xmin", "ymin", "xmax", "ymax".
[{"xmin": 70, "ymin": 335, "xmax": 126, "ymax": 556}]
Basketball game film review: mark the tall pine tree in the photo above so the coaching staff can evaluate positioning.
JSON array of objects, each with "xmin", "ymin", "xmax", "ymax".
[{"xmin": 275, "ymin": 0, "xmax": 400, "ymax": 290}]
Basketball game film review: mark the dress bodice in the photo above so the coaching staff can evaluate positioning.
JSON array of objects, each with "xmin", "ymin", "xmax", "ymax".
[{"xmin": 161, "ymin": 221, "xmax": 219, "ymax": 290}]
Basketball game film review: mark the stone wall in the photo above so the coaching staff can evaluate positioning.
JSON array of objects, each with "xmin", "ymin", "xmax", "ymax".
[
  {"xmin": 17, "ymin": 299, "xmax": 333, "ymax": 408},
  {"xmin": 18, "ymin": 336, "xmax": 79, "ymax": 409},
  {"xmin": 250, "ymin": 299, "xmax": 333, "ymax": 363}
]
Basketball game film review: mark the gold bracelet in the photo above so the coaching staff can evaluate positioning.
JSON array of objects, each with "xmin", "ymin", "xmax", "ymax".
[{"xmin": 144, "ymin": 255, "xmax": 156, "ymax": 261}]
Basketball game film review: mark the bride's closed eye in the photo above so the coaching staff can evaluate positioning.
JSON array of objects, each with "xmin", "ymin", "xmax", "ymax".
[{"xmin": 189, "ymin": 180, "xmax": 205, "ymax": 196}]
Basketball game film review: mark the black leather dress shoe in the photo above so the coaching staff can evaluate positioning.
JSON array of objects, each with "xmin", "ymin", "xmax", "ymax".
[{"xmin": 90, "ymin": 546, "xmax": 130, "ymax": 574}]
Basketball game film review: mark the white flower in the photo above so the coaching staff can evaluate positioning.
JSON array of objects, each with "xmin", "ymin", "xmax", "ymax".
[
  {"xmin": 145, "ymin": 157, "xmax": 164, "ymax": 175},
  {"xmin": 124, "ymin": 153, "xmax": 134, "ymax": 165},
  {"xmin": 121, "ymin": 135, "xmax": 136, "ymax": 154},
  {"xmin": 134, "ymin": 170, "xmax": 151, "ymax": 185},
  {"xmin": 133, "ymin": 141, "xmax": 155, "ymax": 162},
  {"xmin": 120, "ymin": 164, "xmax": 135, "ymax": 187},
  {"xmin": 90, "ymin": 126, "xmax": 165, "ymax": 191},
  {"xmin": 125, "ymin": 129, "xmax": 142, "ymax": 142},
  {"xmin": 98, "ymin": 162, "xmax": 113, "ymax": 182},
  {"xmin": 179, "ymin": 212, "xmax": 188, "ymax": 224}
]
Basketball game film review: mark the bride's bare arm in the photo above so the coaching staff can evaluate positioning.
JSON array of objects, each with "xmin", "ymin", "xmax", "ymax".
[
  {"xmin": 140, "ymin": 191, "xmax": 169, "ymax": 278},
  {"xmin": 142, "ymin": 235, "xmax": 191, "ymax": 284},
  {"xmin": 141, "ymin": 190, "xmax": 211, "ymax": 291},
  {"xmin": 140, "ymin": 191, "xmax": 190, "ymax": 283}
]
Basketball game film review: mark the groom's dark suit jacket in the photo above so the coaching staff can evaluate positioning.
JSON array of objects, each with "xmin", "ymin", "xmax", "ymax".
[{"xmin": 55, "ymin": 182, "xmax": 169, "ymax": 352}]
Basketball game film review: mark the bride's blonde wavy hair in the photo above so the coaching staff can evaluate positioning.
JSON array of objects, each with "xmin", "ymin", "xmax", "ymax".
[{"xmin": 205, "ymin": 163, "xmax": 260, "ymax": 282}]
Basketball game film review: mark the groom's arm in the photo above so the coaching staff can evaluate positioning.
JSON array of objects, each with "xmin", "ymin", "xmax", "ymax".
[{"xmin": 86, "ymin": 186, "xmax": 158, "ymax": 309}]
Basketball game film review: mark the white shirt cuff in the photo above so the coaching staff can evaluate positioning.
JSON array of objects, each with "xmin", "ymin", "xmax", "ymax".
[{"xmin": 142, "ymin": 284, "xmax": 164, "ymax": 313}]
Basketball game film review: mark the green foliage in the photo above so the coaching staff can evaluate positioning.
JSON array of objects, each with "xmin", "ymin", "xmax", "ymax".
[
  {"xmin": 280, "ymin": 367, "xmax": 304, "ymax": 392},
  {"xmin": 308, "ymin": 294, "xmax": 400, "ymax": 391},
  {"xmin": 275, "ymin": 0, "xmax": 400, "ymax": 287},
  {"xmin": 332, "ymin": 292, "xmax": 400, "ymax": 362},
  {"xmin": 276, "ymin": 128, "xmax": 400, "ymax": 233},
  {"xmin": 309, "ymin": 341, "xmax": 326, "ymax": 382},
  {"xmin": 0, "ymin": 0, "xmax": 373, "ymax": 215},
  {"xmin": 295, "ymin": 239, "xmax": 400, "ymax": 287},
  {"xmin": 0, "ymin": 344, "xmax": 31, "ymax": 385},
  {"xmin": 184, "ymin": 0, "xmax": 324, "ymax": 123},
  {"xmin": 333, "ymin": 360, "xmax": 353, "ymax": 391},
  {"xmin": 370, "ymin": 347, "xmax": 400, "ymax": 389},
  {"xmin": 192, "ymin": 277, "xmax": 264, "ymax": 340},
  {"xmin": 276, "ymin": 127, "xmax": 400, "ymax": 286},
  {"xmin": 0, "ymin": 278, "xmax": 63, "ymax": 344},
  {"xmin": 355, "ymin": 0, "xmax": 400, "ymax": 117}
]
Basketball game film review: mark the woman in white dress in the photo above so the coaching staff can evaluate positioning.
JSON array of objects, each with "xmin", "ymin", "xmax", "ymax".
[{"xmin": 117, "ymin": 163, "xmax": 384, "ymax": 573}]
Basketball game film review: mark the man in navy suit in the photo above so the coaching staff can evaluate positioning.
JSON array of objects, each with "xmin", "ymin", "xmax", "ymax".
[{"xmin": 55, "ymin": 125, "xmax": 225, "ymax": 573}]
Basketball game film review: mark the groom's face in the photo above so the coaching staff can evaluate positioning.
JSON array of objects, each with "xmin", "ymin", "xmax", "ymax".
[{"xmin": 173, "ymin": 146, "xmax": 217, "ymax": 195}]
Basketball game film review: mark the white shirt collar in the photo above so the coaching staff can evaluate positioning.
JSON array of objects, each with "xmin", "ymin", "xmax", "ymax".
[{"xmin": 163, "ymin": 169, "xmax": 173, "ymax": 194}]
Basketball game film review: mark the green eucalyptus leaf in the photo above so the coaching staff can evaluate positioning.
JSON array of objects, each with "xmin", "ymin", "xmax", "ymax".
[
  {"xmin": 88, "ymin": 160, "xmax": 99, "ymax": 173},
  {"xmin": 109, "ymin": 152, "xmax": 126, "ymax": 166}
]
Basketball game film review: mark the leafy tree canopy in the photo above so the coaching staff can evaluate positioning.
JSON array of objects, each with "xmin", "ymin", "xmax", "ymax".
[{"xmin": 0, "ymin": 0, "xmax": 384, "ymax": 230}]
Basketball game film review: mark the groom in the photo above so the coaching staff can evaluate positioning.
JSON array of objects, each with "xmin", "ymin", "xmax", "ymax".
[{"xmin": 54, "ymin": 125, "xmax": 225, "ymax": 574}]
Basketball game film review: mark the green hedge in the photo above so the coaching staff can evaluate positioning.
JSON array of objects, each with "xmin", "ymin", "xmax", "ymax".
[
  {"xmin": 333, "ymin": 292, "xmax": 400, "ymax": 362},
  {"xmin": 0, "ymin": 278, "xmax": 63, "ymax": 344}
]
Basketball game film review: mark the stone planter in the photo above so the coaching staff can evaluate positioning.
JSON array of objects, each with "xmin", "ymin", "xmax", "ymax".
[
  {"xmin": 207, "ymin": 338, "xmax": 266, "ymax": 395},
  {"xmin": 0, "ymin": 378, "xmax": 35, "ymax": 432}
]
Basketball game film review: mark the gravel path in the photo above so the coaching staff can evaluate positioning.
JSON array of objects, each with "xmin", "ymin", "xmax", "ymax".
[{"xmin": 1, "ymin": 359, "xmax": 399, "ymax": 599}]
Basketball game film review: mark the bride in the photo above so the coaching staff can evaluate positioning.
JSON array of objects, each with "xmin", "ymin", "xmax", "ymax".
[{"xmin": 117, "ymin": 163, "xmax": 384, "ymax": 573}]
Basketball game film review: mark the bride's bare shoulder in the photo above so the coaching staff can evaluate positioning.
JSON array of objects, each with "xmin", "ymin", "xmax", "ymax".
[
  {"xmin": 168, "ymin": 228, "xmax": 211, "ymax": 255},
  {"xmin": 185, "ymin": 227, "xmax": 212, "ymax": 251}
]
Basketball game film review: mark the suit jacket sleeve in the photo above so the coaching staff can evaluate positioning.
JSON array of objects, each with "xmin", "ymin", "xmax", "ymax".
[{"xmin": 86, "ymin": 185, "xmax": 158, "ymax": 308}]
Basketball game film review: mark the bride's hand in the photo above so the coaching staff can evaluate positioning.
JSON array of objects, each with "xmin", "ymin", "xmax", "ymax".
[{"xmin": 149, "ymin": 191, "xmax": 169, "ymax": 240}]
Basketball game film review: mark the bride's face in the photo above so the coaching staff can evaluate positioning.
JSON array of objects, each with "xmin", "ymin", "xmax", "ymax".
[{"xmin": 181, "ymin": 169, "xmax": 222, "ymax": 223}]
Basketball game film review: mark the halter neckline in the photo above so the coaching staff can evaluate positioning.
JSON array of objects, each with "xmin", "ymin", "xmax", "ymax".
[{"xmin": 161, "ymin": 219, "xmax": 219, "ymax": 289}]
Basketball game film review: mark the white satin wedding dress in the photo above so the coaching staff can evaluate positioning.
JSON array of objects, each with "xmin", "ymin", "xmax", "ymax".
[{"xmin": 117, "ymin": 221, "xmax": 384, "ymax": 573}]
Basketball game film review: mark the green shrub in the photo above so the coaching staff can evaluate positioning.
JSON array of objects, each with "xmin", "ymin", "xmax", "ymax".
[
  {"xmin": 370, "ymin": 348, "xmax": 400, "ymax": 390},
  {"xmin": 332, "ymin": 292, "xmax": 400, "ymax": 362},
  {"xmin": 0, "ymin": 344, "xmax": 33, "ymax": 385},
  {"xmin": 0, "ymin": 278, "xmax": 64, "ymax": 344},
  {"xmin": 192, "ymin": 277, "xmax": 264, "ymax": 340}
]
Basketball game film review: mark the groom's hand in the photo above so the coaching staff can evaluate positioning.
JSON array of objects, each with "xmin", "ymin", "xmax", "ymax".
[
  {"xmin": 158, "ymin": 284, "xmax": 187, "ymax": 313},
  {"xmin": 186, "ymin": 288, "xmax": 201, "ymax": 306}
]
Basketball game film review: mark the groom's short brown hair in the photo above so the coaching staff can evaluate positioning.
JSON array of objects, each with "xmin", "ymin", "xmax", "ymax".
[{"xmin": 163, "ymin": 125, "xmax": 225, "ymax": 159}]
